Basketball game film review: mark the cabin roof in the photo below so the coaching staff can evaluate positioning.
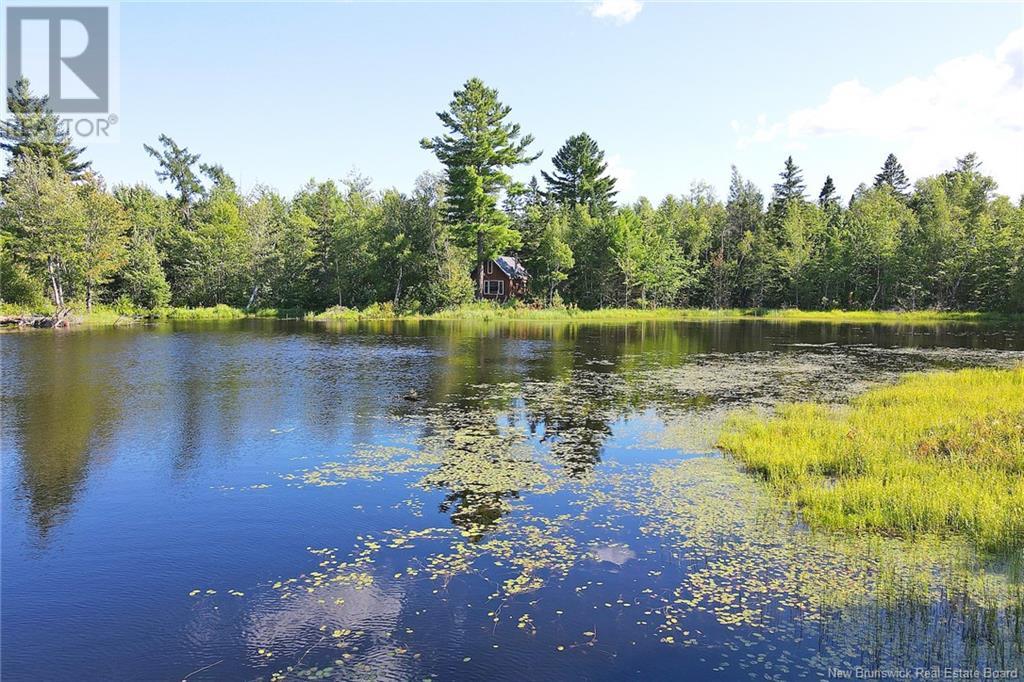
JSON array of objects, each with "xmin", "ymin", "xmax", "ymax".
[{"xmin": 494, "ymin": 255, "xmax": 529, "ymax": 280}]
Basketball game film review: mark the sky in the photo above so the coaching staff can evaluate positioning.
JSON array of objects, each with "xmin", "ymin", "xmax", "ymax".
[{"xmin": 43, "ymin": 1, "xmax": 1024, "ymax": 202}]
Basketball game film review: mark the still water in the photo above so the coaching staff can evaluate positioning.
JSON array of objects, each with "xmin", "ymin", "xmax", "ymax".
[{"xmin": 2, "ymin": 319, "xmax": 1023, "ymax": 681}]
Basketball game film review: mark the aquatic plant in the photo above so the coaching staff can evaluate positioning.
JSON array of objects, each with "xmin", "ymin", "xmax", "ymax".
[
  {"xmin": 206, "ymin": 353, "xmax": 1024, "ymax": 677},
  {"xmin": 718, "ymin": 366, "xmax": 1024, "ymax": 551}
]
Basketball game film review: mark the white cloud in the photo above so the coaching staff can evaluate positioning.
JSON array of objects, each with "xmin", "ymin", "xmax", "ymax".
[
  {"xmin": 734, "ymin": 114, "xmax": 783, "ymax": 148},
  {"xmin": 606, "ymin": 153, "xmax": 637, "ymax": 196},
  {"xmin": 736, "ymin": 28, "xmax": 1024, "ymax": 195},
  {"xmin": 591, "ymin": 0, "xmax": 643, "ymax": 24}
]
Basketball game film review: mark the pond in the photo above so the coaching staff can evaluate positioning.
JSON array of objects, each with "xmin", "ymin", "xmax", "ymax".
[{"xmin": 2, "ymin": 318, "xmax": 1023, "ymax": 680}]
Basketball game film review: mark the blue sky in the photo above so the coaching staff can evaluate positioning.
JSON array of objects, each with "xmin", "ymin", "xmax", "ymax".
[{"xmin": 77, "ymin": 1, "xmax": 1024, "ymax": 202}]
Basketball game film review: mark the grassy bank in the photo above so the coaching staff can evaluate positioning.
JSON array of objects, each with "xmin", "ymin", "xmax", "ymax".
[
  {"xmin": 0, "ymin": 302, "xmax": 306, "ymax": 326},
  {"xmin": 4, "ymin": 300, "xmax": 1021, "ymax": 328},
  {"xmin": 718, "ymin": 367, "xmax": 1024, "ymax": 552},
  {"xmin": 314, "ymin": 302, "xmax": 1021, "ymax": 324}
]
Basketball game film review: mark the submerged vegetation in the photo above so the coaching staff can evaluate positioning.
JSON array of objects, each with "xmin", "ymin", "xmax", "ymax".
[{"xmin": 719, "ymin": 367, "xmax": 1024, "ymax": 551}]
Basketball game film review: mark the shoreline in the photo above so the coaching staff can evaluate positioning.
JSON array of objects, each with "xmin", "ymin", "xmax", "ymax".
[{"xmin": 3, "ymin": 302, "xmax": 1022, "ymax": 330}]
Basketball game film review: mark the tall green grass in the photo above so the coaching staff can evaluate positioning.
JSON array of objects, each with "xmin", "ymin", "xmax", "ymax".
[
  {"xmin": 758, "ymin": 308, "xmax": 1019, "ymax": 324},
  {"xmin": 718, "ymin": 367, "xmax": 1024, "ymax": 552},
  {"xmin": 153, "ymin": 304, "xmax": 247, "ymax": 320},
  {"xmin": 413, "ymin": 303, "xmax": 1021, "ymax": 324},
  {"xmin": 417, "ymin": 302, "xmax": 749, "ymax": 322},
  {"xmin": 5, "ymin": 299, "xmax": 1021, "ymax": 328}
]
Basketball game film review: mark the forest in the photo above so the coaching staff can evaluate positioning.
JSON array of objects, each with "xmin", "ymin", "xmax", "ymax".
[{"xmin": 2, "ymin": 76, "xmax": 1022, "ymax": 316}]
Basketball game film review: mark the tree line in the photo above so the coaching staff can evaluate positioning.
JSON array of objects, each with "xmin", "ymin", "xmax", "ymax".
[{"xmin": 2, "ymin": 76, "xmax": 1022, "ymax": 313}]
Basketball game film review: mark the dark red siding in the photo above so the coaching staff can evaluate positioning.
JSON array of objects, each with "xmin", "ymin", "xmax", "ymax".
[{"xmin": 471, "ymin": 260, "xmax": 528, "ymax": 301}]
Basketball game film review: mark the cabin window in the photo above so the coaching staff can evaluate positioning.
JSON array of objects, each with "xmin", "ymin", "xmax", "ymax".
[
  {"xmin": 483, "ymin": 280, "xmax": 504, "ymax": 296},
  {"xmin": 486, "ymin": 261, "xmax": 494, "ymax": 274}
]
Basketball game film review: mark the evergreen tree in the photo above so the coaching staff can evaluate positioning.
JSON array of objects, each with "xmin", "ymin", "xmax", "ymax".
[
  {"xmin": 421, "ymin": 78, "xmax": 539, "ymax": 295},
  {"xmin": 818, "ymin": 175, "xmax": 839, "ymax": 207},
  {"xmin": 772, "ymin": 156, "xmax": 806, "ymax": 204},
  {"xmin": 293, "ymin": 179, "xmax": 345, "ymax": 309},
  {"xmin": 541, "ymin": 132, "xmax": 617, "ymax": 212},
  {"xmin": 953, "ymin": 152, "xmax": 982, "ymax": 175},
  {"xmin": 874, "ymin": 153, "xmax": 911, "ymax": 197},
  {"xmin": 201, "ymin": 163, "xmax": 238, "ymax": 195},
  {"xmin": 144, "ymin": 135, "xmax": 204, "ymax": 225},
  {"xmin": 0, "ymin": 78, "xmax": 90, "ymax": 180},
  {"xmin": 726, "ymin": 167, "xmax": 764, "ymax": 240}
]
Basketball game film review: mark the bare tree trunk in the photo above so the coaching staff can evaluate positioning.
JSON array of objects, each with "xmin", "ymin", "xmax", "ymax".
[
  {"xmin": 48, "ymin": 258, "xmax": 64, "ymax": 307},
  {"xmin": 336, "ymin": 259, "xmax": 342, "ymax": 306},
  {"xmin": 86, "ymin": 282, "xmax": 93, "ymax": 312},
  {"xmin": 394, "ymin": 264, "xmax": 403, "ymax": 306},
  {"xmin": 246, "ymin": 285, "xmax": 260, "ymax": 310},
  {"xmin": 870, "ymin": 265, "xmax": 882, "ymax": 309}
]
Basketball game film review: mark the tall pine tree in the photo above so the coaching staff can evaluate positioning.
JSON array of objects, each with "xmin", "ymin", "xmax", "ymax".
[
  {"xmin": 143, "ymin": 135, "xmax": 204, "ymax": 225},
  {"xmin": 0, "ymin": 78, "xmax": 90, "ymax": 180},
  {"xmin": 874, "ymin": 153, "xmax": 911, "ymax": 197},
  {"xmin": 541, "ymin": 132, "xmax": 616, "ymax": 213},
  {"xmin": 420, "ymin": 78, "xmax": 539, "ymax": 295},
  {"xmin": 772, "ymin": 156, "xmax": 806, "ymax": 203},
  {"xmin": 818, "ymin": 175, "xmax": 838, "ymax": 207}
]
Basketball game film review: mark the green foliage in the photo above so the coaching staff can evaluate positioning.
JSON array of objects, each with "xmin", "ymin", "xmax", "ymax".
[
  {"xmin": 874, "ymin": 153, "xmax": 911, "ymax": 197},
  {"xmin": 0, "ymin": 156, "xmax": 87, "ymax": 306},
  {"xmin": 421, "ymin": 78, "xmax": 538, "ymax": 283},
  {"xmin": 541, "ymin": 132, "xmax": 617, "ymax": 213},
  {"xmin": 178, "ymin": 182, "xmax": 249, "ymax": 305},
  {"xmin": 719, "ymin": 367, "xmax": 1024, "ymax": 552},
  {"xmin": 143, "ymin": 134, "xmax": 204, "ymax": 224},
  {"xmin": 155, "ymin": 303, "xmax": 247, "ymax": 320},
  {"xmin": 0, "ymin": 231, "xmax": 45, "ymax": 306},
  {"xmin": 772, "ymin": 155, "xmax": 806, "ymax": 205},
  {"xmin": 533, "ymin": 210, "xmax": 575, "ymax": 304},
  {"xmin": 818, "ymin": 175, "xmax": 838, "ymax": 208},
  {"xmin": 3, "ymin": 80, "xmax": 1021, "ymax": 320},
  {"xmin": 844, "ymin": 186, "xmax": 916, "ymax": 307},
  {"xmin": 113, "ymin": 229, "xmax": 171, "ymax": 309},
  {"xmin": 0, "ymin": 78, "xmax": 90, "ymax": 180},
  {"xmin": 78, "ymin": 177, "xmax": 128, "ymax": 309},
  {"xmin": 612, "ymin": 206, "xmax": 685, "ymax": 307}
]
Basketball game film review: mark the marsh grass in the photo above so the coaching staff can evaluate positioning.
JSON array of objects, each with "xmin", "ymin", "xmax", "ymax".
[
  {"xmin": 154, "ymin": 304, "xmax": 248, "ymax": 320},
  {"xmin": 718, "ymin": 367, "xmax": 1024, "ymax": 551},
  {"xmin": 417, "ymin": 303, "xmax": 1023, "ymax": 324},
  {"xmin": 6, "ymin": 299, "xmax": 1021, "ymax": 328}
]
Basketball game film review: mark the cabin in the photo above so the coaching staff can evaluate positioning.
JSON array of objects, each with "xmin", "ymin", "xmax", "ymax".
[{"xmin": 472, "ymin": 256, "xmax": 529, "ymax": 301}]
